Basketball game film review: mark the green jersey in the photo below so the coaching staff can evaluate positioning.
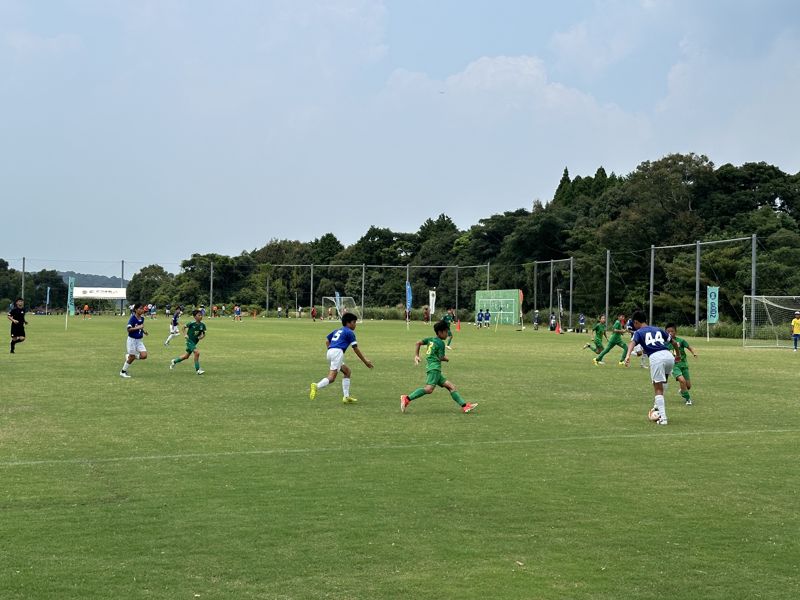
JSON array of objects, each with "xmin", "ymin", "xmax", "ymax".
[
  {"xmin": 608, "ymin": 320, "xmax": 623, "ymax": 343},
  {"xmin": 185, "ymin": 321, "xmax": 206, "ymax": 344},
  {"xmin": 592, "ymin": 322, "xmax": 606, "ymax": 341},
  {"xmin": 674, "ymin": 336, "xmax": 691, "ymax": 366},
  {"xmin": 442, "ymin": 313, "xmax": 456, "ymax": 330},
  {"xmin": 421, "ymin": 337, "xmax": 446, "ymax": 372}
]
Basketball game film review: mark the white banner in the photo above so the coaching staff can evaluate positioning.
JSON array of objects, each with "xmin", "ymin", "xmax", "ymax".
[
  {"xmin": 73, "ymin": 287, "xmax": 128, "ymax": 300},
  {"xmin": 429, "ymin": 290, "xmax": 436, "ymax": 317}
]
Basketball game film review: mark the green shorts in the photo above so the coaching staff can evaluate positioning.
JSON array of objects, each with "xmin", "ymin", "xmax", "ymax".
[
  {"xmin": 594, "ymin": 338, "xmax": 604, "ymax": 351},
  {"xmin": 672, "ymin": 363, "xmax": 690, "ymax": 381},
  {"xmin": 425, "ymin": 369, "xmax": 447, "ymax": 387},
  {"xmin": 185, "ymin": 340, "xmax": 198, "ymax": 353}
]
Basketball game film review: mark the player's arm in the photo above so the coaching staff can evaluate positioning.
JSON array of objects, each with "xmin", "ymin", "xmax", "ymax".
[
  {"xmin": 624, "ymin": 338, "xmax": 636, "ymax": 366},
  {"xmin": 352, "ymin": 344, "xmax": 373, "ymax": 368},
  {"xmin": 414, "ymin": 340, "xmax": 423, "ymax": 365},
  {"xmin": 670, "ymin": 337, "xmax": 681, "ymax": 360},
  {"xmin": 686, "ymin": 343, "xmax": 697, "ymax": 358},
  {"xmin": 7, "ymin": 313, "xmax": 15, "ymax": 323}
]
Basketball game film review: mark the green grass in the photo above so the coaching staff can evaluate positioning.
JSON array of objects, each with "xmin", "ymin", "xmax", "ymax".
[{"xmin": 1, "ymin": 316, "xmax": 798, "ymax": 599}]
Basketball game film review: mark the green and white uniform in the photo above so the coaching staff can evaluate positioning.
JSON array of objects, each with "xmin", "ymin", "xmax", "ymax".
[
  {"xmin": 422, "ymin": 336, "xmax": 448, "ymax": 387},
  {"xmin": 185, "ymin": 320, "xmax": 206, "ymax": 352},
  {"xmin": 596, "ymin": 320, "xmax": 628, "ymax": 362},
  {"xmin": 442, "ymin": 313, "xmax": 456, "ymax": 345},
  {"xmin": 589, "ymin": 321, "xmax": 606, "ymax": 352},
  {"xmin": 671, "ymin": 337, "xmax": 691, "ymax": 380}
]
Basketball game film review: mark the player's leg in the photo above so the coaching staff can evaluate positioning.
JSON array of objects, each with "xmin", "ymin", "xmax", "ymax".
[
  {"xmin": 650, "ymin": 353, "xmax": 673, "ymax": 425},
  {"xmin": 595, "ymin": 343, "xmax": 613, "ymax": 364},
  {"xmin": 446, "ymin": 329, "xmax": 453, "ymax": 348},
  {"xmin": 443, "ymin": 379, "xmax": 476, "ymax": 412},
  {"xmin": 311, "ymin": 349, "xmax": 342, "ymax": 399},
  {"xmin": 617, "ymin": 341, "xmax": 629, "ymax": 364},
  {"xmin": 401, "ymin": 371, "xmax": 441, "ymax": 411},
  {"xmin": 193, "ymin": 348, "xmax": 203, "ymax": 374},
  {"xmin": 340, "ymin": 363, "xmax": 355, "ymax": 402}
]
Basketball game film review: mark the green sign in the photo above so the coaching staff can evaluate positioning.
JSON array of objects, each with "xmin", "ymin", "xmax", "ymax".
[
  {"xmin": 67, "ymin": 277, "xmax": 76, "ymax": 317},
  {"xmin": 707, "ymin": 286, "xmax": 719, "ymax": 324}
]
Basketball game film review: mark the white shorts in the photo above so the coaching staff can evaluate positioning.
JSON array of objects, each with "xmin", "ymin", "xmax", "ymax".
[
  {"xmin": 327, "ymin": 348, "xmax": 345, "ymax": 371},
  {"xmin": 170, "ymin": 324, "xmax": 180, "ymax": 334},
  {"xmin": 648, "ymin": 350, "xmax": 675, "ymax": 384},
  {"xmin": 127, "ymin": 337, "xmax": 147, "ymax": 356}
]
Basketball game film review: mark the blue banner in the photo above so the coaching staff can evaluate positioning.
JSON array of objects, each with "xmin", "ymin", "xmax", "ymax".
[
  {"xmin": 45, "ymin": 286, "xmax": 51, "ymax": 306},
  {"xmin": 707, "ymin": 286, "xmax": 719, "ymax": 324},
  {"xmin": 405, "ymin": 281, "xmax": 412, "ymax": 312},
  {"xmin": 67, "ymin": 277, "xmax": 76, "ymax": 316}
]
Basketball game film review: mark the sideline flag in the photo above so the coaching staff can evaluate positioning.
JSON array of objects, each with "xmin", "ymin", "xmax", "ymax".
[
  {"xmin": 67, "ymin": 277, "xmax": 76, "ymax": 317},
  {"xmin": 707, "ymin": 286, "xmax": 719, "ymax": 324},
  {"xmin": 405, "ymin": 281, "xmax": 412, "ymax": 329},
  {"xmin": 429, "ymin": 290, "xmax": 436, "ymax": 318}
]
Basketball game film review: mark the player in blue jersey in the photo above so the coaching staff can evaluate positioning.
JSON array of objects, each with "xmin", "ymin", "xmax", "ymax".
[
  {"xmin": 483, "ymin": 308, "xmax": 491, "ymax": 328},
  {"xmin": 164, "ymin": 305, "xmax": 183, "ymax": 346},
  {"xmin": 309, "ymin": 313, "xmax": 374, "ymax": 404},
  {"xmin": 625, "ymin": 310, "xmax": 681, "ymax": 425},
  {"xmin": 476, "ymin": 309, "xmax": 484, "ymax": 327},
  {"xmin": 626, "ymin": 316, "xmax": 648, "ymax": 368},
  {"xmin": 121, "ymin": 303, "xmax": 149, "ymax": 378}
]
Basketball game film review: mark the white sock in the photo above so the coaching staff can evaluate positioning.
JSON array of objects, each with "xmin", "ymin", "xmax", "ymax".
[
  {"xmin": 655, "ymin": 395, "xmax": 666, "ymax": 420},
  {"xmin": 317, "ymin": 378, "xmax": 330, "ymax": 389},
  {"xmin": 121, "ymin": 361, "xmax": 129, "ymax": 372},
  {"xmin": 342, "ymin": 378, "xmax": 351, "ymax": 397}
]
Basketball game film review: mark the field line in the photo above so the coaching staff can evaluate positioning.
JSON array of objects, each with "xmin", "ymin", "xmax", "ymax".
[{"xmin": 1, "ymin": 428, "xmax": 798, "ymax": 468}]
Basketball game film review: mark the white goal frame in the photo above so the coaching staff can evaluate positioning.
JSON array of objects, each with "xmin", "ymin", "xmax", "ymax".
[
  {"xmin": 321, "ymin": 296, "xmax": 362, "ymax": 322},
  {"xmin": 742, "ymin": 295, "xmax": 800, "ymax": 348}
]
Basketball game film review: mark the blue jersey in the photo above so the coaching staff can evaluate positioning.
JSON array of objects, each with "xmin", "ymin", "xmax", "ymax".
[
  {"xmin": 327, "ymin": 327, "xmax": 357, "ymax": 352},
  {"xmin": 631, "ymin": 326, "xmax": 672, "ymax": 356},
  {"xmin": 476, "ymin": 312, "xmax": 483, "ymax": 322},
  {"xmin": 485, "ymin": 311, "xmax": 491, "ymax": 321},
  {"xmin": 171, "ymin": 311, "xmax": 181, "ymax": 326},
  {"xmin": 127, "ymin": 314, "xmax": 145, "ymax": 339}
]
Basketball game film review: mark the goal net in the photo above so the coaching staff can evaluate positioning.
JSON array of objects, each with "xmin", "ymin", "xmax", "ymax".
[
  {"xmin": 742, "ymin": 295, "xmax": 800, "ymax": 348},
  {"xmin": 475, "ymin": 289, "xmax": 523, "ymax": 326},
  {"xmin": 322, "ymin": 296, "xmax": 362, "ymax": 322}
]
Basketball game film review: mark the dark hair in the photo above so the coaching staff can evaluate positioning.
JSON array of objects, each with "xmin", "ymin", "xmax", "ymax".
[
  {"xmin": 433, "ymin": 320, "xmax": 449, "ymax": 334},
  {"xmin": 193, "ymin": 309, "xmax": 202, "ymax": 317},
  {"xmin": 132, "ymin": 303, "xmax": 143, "ymax": 310},
  {"xmin": 632, "ymin": 310, "xmax": 647, "ymax": 323},
  {"xmin": 15, "ymin": 297, "xmax": 23, "ymax": 303},
  {"xmin": 664, "ymin": 322, "xmax": 676, "ymax": 330},
  {"xmin": 341, "ymin": 313, "xmax": 357, "ymax": 326}
]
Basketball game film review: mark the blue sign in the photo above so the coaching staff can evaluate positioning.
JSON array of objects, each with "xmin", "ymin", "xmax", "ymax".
[
  {"xmin": 707, "ymin": 286, "xmax": 719, "ymax": 324},
  {"xmin": 405, "ymin": 281, "xmax": 412, "ymax": 312}
]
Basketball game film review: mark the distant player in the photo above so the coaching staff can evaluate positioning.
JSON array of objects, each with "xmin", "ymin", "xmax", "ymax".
[
  {"xmin": 8, "ymin": 298, "xmax": 27, "ymax": 353},
  {"xmin": 533, "ymin": 310, "xmax": 541, "ymax": 330},
  {"xmin": 164, "ymin": 305, "xmax": 183, "ymax": 345},
  {"xmin": 577, "ymin": 313, "xmax": 586, "ymax": 334},
  {"xmin": 665, "ymin": 324, "xmax": 698, "ymax": 405},
  {"xmin": 234, "ymin": 304, "xmax": 242, "ymax": 322},
  {"xmin": 625, "ymin": 310, "xmax": 681, "ymax": 426},
  {"xmin": 83, "ymin": 304, "xmax": 90, "ymax": 320},
  {"xmin": 476, "ymin": 309, "xmax": 484, "ymax": 327},
  {"xmin": 442, "ymin": 308, "xmax": 456, "ymax": 347},
  {"xmin": 483, "ymin": 308, "xmax": 491, "ymax": 328},
  {"xmin": 170, "ymin": 309, "xmax": 207, "ymax": 375},
  {"xmin": 400, "ymin": 320, "xmax": 478, "ymax": 414},
  {"xmin": 594, "ymin": 313, "xmax": 628, "ymax": 366},
  {"xmin": 309, "ymin": 313, "xmax": 373, "ymax": 404},
  {"xmin": 120, "ymin": 303, "xmax": 148, "ymax": 378},
  {"xmin": 311, "ymin": 306, "xmax": 318, "ymax": 322},
  {"xmin": 583, "ymin": 314, "xmax": 606, "ymax": 355},
  {"xmin": 792, "ymin": 311, "xmax": 800, "ymax": 352}
]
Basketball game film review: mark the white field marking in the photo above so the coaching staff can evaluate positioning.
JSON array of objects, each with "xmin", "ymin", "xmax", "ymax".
[{"xmin": 1, "ymin": 428, "xmax": 799, "ymax": 468}]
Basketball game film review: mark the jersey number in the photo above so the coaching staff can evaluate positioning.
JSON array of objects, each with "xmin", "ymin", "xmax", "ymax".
[
  {"xmin": 644, "ymin": 331, "xmax": 665, "ymax": 346},
  {"xmin": 331, "ymin": 330, "xmax": 342, "ymax": 342}
]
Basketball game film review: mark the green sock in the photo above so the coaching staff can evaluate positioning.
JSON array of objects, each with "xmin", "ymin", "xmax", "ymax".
[
  {"xmin": 195, "ymin": 362, "xmax": 200, "ymax": 370},
  {"xmin": 174, "ymin": 357, "xmax": 183, "ymax": 364},
  {"xmin": 681, "ymin": 390, "xmax": 691, "ymax": 401},
  {"xmin": 409, "ymin": 388, "xmax": 426, "ymax": 400},
  {"xmin": 450, "ymin": 391, "xmax": 465, "ymax": 406}
]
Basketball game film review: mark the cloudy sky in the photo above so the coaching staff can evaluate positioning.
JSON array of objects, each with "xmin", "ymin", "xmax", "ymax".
[{"xmin": 1, "ymin": 0, "xmax": 798, "ymax": 275}]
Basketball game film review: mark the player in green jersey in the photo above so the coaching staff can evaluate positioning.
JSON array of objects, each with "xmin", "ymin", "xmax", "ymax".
[
  {"xmin": 169, "ymin": 310, "xmax": 207, "ymax": 375},
  {"xmin": 665, "ymin": 324, "xmax": 698, "ymax": 405},
  {"xmin": 594, "ymin": 313, "xmax": 628, "ymax": 366},
  {"xmin": 442, "ymin": 307, "xmax": 456, "ymax": 348},
  {"xmin": 400, "ymin": 320, "xmax": 477, "ymax": 414},
  {"xmin": 583, "ymin": 314, "xmax": 607, "ymax": 355}
]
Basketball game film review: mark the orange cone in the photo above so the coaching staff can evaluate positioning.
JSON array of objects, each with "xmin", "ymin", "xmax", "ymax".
[
  {"xmin": 555, "ymin": 322, "xmax": 561, "ymax": 334},
  {"xmin": 456, "ymin": 320, "xmax": 461, "ymax": 331}
]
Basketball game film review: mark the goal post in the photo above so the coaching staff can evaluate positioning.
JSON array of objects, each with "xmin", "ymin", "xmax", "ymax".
[
  {"xmin": 475, "ymin": 289, "xmax": 523, "ymax": 326},
  {"xmin": 322, "ymin": 296, "xmax": 362, "ymax": 322},
  {"xmin": 742, "ymin": 295, "xmax": 800, "ymax": 348}
]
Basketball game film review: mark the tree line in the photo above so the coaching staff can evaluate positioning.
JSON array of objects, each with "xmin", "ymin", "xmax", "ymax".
[{"xmin": 4, "ymin": 153, "xmax": 799, "ymax": 324}]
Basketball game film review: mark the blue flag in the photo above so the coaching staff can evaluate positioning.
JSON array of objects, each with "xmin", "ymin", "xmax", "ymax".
[
  {"xmin": 405, "ymin": 281, "xmax": 412, "ymax": 312},
  {"xmin": 67, "ymin": 277, "xmax": 76, "ymax": 317},
  {"xmin": 707, "ymin": 286, "xmax": 719, "ymax": 324}
]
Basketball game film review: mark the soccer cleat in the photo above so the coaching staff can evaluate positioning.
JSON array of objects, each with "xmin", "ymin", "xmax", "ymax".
[
  {"xmin": 657, "ymin": 418, "xmax": 668, "ymax": 425},
  {"xmin": 685, "ymin": 399, "xmax": 693, "ymax": 406},
  {"xmin": 462, "ymin": 402, "xmax": 478, "ymax": 413},
  {"xmin": 618, "ymin": 361, "xmax": 625, "ymax": 366},
  {"xmin": 164, "ymin": 340, "xmax": 168, "ymax": 346},
  {"xmin": 400, "ymin": 395, "xmax": 410, "ymax": 413},
  {"xmin": 582, "ymin": 343, "xmax": 590, "ymax": 349},
  {"xmin": 342, "ymin": 396, "xmax": 357, "ymax": 404},
  {"xmin": 169, "ymin": 359, "xmax": 176, "ymax": 370},
  {"xmin": 309, "ymin": 382, "xmax": 317, "ymax": 400},
  {"xmin": 592, "ymin": 359, "xmax": 604, "ymax": 366},
  {"xmin": 119, "ymin": 371, "xmax": 131, "ymax": 378},
  {"xmin": 446, "ymin": 345, "xmax": 453, "ymax": 350},
  {"xmin": 196, "ymin": 369, "xmax": 205, "ymax": 375}
]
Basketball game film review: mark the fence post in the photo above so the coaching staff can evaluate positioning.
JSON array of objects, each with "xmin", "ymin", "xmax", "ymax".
[
  {"xmin": 121, "ymin": 259, "xmax": 125, "ymax": 316},
  {"xmin": 209, "ymin": 261, "xmax": 214, "ymax": 312},
  {"xmin": 549, "ymin": 259, "xmax": 554, "ymax": 318},
  {"xmin": 21, "ymin": 257, "xmax": 25, "ymax": 301},
  {"xmin": 695, "ymin": 241, "xmax": 701, "ymax": 328},
  {"xmin": 310, "ymin": 264, "xmax": 314, "ymax": 313},
  {"xmin": 361, "ymin": 264, "xmax": 365, "ymax": 319},
  {"xmin": 568, "ymin": 257, "xmax": 574, "ymax": 330},
  {"xmin": 455, "ymin": 266, "xmax": 460, "ymax": 314},
  {"xmin": 605, "ymin": 250, "xmax": 610, "ymax": 322},
  {"xmin": 533, "ymin": 262, "xmax": 538, "ymax": 313}
]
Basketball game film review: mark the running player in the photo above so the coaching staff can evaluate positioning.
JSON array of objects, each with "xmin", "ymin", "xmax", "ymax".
[
  {"xmin": 442, "ymin": 308, "xmax": 456, "ymax": 348},
  {"xmin": 594, "ymin": 313, "xmax": 628, "ymax": 366},
  {"xmin": 170, "ymin": 309, "xmax": 207, "ymax": 374},
  {"xmin": 400, "ymin": 320, "xmax": 478, "ymax": 414},
  {"xmin": 792, "ymin": 311, "xmax": 800, "ymax": 352},
  {"xmin": 665, "ymin": 324, "xmax": 698, "ymax": 405},
  {"xmin": 583, "ymin": 314, "xmax": 606, "ymax": 355},
  {"xmin": 120, "ymin": 303, "xmax": 148, "ymax": 378},
  {"xmin": 625, "ymin": 311, "xmax": 681, "ymax": 425},
  {"xmin": 164, "ymin": 305, "xmax": 183, "ymax": 346},
  {"xmin": 8, "ymin": 298, "xmax": 27, "ymax": 353},
  {"xmin": 309, "ymin": 313, "xmax": 373, "ymax": 404}
]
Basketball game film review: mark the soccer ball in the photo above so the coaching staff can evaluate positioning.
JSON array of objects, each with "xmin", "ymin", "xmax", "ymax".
[{"xmin": 648, "ymin": 408, "xmax": 661, "ymax": 422}]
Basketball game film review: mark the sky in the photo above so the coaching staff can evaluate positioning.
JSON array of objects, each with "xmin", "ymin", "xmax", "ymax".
[{"xmin": 1, "ymin": 0, "xmax": 799, "ymax": 276}]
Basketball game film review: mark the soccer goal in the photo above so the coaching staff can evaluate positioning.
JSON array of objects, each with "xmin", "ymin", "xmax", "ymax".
[
  {"xmin": 322, "ymin": 296, "xmax": 362, "ymax": 322},
  {"xmin": 475, "ymin": 289, "xmax": 523, "ymax": 326},
  {"xmin": 742, "ymin": 295, "xmax": 800, "ymax": 348}
]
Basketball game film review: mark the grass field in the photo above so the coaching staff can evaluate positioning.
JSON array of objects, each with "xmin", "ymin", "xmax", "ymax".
[{"xmin": 1, "ymin": 315, "xmax": 798, "ymax": 599}]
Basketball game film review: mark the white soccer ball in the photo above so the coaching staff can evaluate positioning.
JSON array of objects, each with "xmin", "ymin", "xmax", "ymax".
[{"xmin": 648, "ymin": 408, "xmax": 661, "ymax": 422}]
